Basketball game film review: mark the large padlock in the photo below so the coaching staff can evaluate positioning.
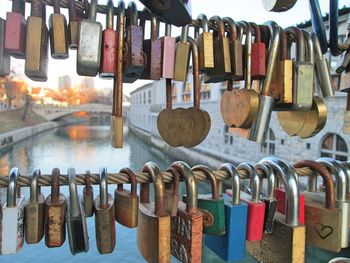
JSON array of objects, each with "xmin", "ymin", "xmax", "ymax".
[
  {"xmin": 165, "ymin": 166, "xmax": 180, "ymax": 217},
  {"xmin": 170, "ymin": 161, "xmax": 203, "ymax": 263},
  {"xmin": 0, "ymin": 18, "xmax": 11, "ymax": 77},
  {"xmin": 251, "ymin": 22, "xmax": 266, "ymax": 79},
  {"xmin": 25, "ymin": 168, "xmax": 45, "ymax": 244},
  {"xmin": 173, "ymin": 25, "xmax": 191, "ymax": 82},
  {"xmin": 0, "ymin": 168, "xmax": 25, "ymax": 255},
  {"xmin": 67, "ymin": 0, "xmax": 80, "ymax": 49},
  {"xmin": 115, "ymin": 167, "xmax": 139, "ymax": 228},
  {"xmin": 24, "ymin": 0, "xmax": 48, "ymax": 81},
  {"xmin": 66, "ymin": 168, "xmax": 89, "ymax": 254},
  {"xmin": 204, "ymin": 16, "xmax": 231, "ymax": 83},
  {"xmin": 191, "ymin": 165, "xmax": 225, "ymax": 236},
  {"xmin": 99, "ymin": 0, "xmax": 117, "ymax": 79},
  {"xmin": 94, "ymin": 167, "xmax": 116, "ymax": 254},
  {"xmin": 262, "ymin": 0, "xmax": 297, "ymax": 12},
  {"xmin": 246, "ymin": 157, "xmax": 305, "ymax": 263},
  {"xmin": 77, "ymin": 0, "xmax": 102, "ymax": 76},
  {"xmin": 205, "ymin": 163, "xmax": 248, "ymax": 262},
  {"xmin": 294, "ymin": 160, "xmax": 342, "ymax": 252},
  {"xmin": 4, "ymin": 0, "xmax": 26, "ymax": 59},
  {"xmin": 160, "ymin": 23, "xmax": 176, "ymax": 79},
  {"xmin": 137, "ymin": 162, "xmax": 170, "ymax": 263},
  {"xmin": 44, "ymin": 168, "xmax": 66, "ymax": 248},
  {"xmin": 195, "ymin": 14, "xmax": 214, "ymax": 73},
  {"xmin": 49, "ymin": 0, "xmax": 69, "ymax": 59},
  {"xmin": 123, "ymin": 2, "xmax": 144, "ymax": 83},
  {"xmin": 83, "ymin": 170, "xmax": 94, "ymax": 217}
]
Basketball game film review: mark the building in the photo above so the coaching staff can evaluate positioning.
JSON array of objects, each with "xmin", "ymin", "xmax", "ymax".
[
  {"xmin": 58, "ymin": 75, "xmax": 71, "ymax": 92},
  {"xmin": 80, "ymin": 77, "xmax": 94, "ymax": 93},
  {"xmin": 130, "ymin": 6, "xmax": 350, "ymax": 164}
]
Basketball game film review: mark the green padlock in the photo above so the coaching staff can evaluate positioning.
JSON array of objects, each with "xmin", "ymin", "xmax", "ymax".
[{"xmin": 191, "ymin": 165, "xmax": 226, "ymax": 236}]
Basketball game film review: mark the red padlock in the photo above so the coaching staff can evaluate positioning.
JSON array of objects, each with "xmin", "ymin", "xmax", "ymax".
[
  {"xmin": 99, "ymin": 0, "xmax": 117, "ymax": 79},
  {"xmin": 250, "ymin": 23, "xmax": 266, "ymax": 79},
  {"xmin": 4, "ymin": 0, "xmax": 26, "ymax": 59}
]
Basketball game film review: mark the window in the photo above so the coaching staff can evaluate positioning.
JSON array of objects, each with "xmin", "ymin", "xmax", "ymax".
[
  {"xmin": 148, "ymin": 90, "xmax": 151, "ymax": 104},
  {"xmin": 224, "ymin": 125, "xmax": 233, "ymax": 145},
  {"xmin": 321, "ymin": 133, "xmax": 348, "ymax": 161},
  {"xmin": 200, "ymin": 82, "xmax": 211, "ymax": 101},
  {"xmin": 261, "ymin": 129, "xmax": 276, "ymax": 155},
  {"xmin": 306, "ymin": 143, "xmax": 311, "ymax": 150},
  {"xmin": 143, "ymin": 92, "xmax": 146, "ymax": 104}
]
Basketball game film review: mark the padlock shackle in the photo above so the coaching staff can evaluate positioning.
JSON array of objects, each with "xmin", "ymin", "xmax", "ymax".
[
  {"xmin": 84, "ymin": 170, "xmax": 92, "ymax": 195},
  {"xmin": 166, "ymin": 167, "xmax": 180, "ymax": 197},
  {"xmin": 238, "ymin": 162, "xmax": 260, "ymax": 203},
  {"xmin": 340, "ymin": 162, "xmax": 350, "ymax": 200},
  {"xmin": 12, "ymin": 0, "xmax": 25, "ymax": 15},
  {"xmin": 151, "ymin": 15, "xmax": 159, "ymax": 41},
  {"xmin": 260, "ymin": 157, "xmax": 300, "ymax": 226},
  {"xmin": 285, "ymin": 27, "xmax": 305, "ymax": 63},
  {"xmin": 51, "ymin": 168, "xmax": 61, "ymax": 204},
  {"xmin": 119, "ymin": 167, "xmax": 138, "ymax": 197},
  {"xmin": 31, "ymin": 0, "xmax": 43, "ymax": 17},
  {"xmin": 193, "ymin": 165, "xmax": 220, "ymax": 201},
  {"xmin": 30, "ymin": 168, "xmax": 41, "ymax": 203},
  {"xmin": 106, "ymin": 0, "xmax": 114, "ymax": 29},
  {"xmin": 180, "ymin": 25, "xmax": 189, "ymax": 43},
  {"xmin": 250, "ymin": 22, "xmax": 261, "ymax": 44},
  {"xmin": 165, "ymin": 23, "xmax": 171, "ymax": 37},
  {"xmin": 68, "ymin": 168, "xmax": 81, "ymax": 218},
  {"xmin": 99, "ymin": 167, "xmax": 108, "ymax": 209},
  {"xmin": 7, "ymin": 167, "xmax": 20, "ymax": 207},
  {"xmin": 280, "ymin": 31, "xmax": 290, "ymax": 60},
  {"xmin": 171, "ymin": 161, "xmax": 198, "ymax": 212},
  {"xmin": 126, "ymin": 1, "xmax": 138, "ymax": 27},
  {"xmin": 187, "ymin": 36, "xmax": 200, "ymax": 109},
  {"xmin": 237, "ymin": 21, "xmax": 252, "ymax": 91},
  {"xmin": 256, "ymin": 163, "xmax": 276, "ymax": 200},
  {"xmin": 219, "ymin": 163, "xmax": 240, "ymax": 205},
  {"xmin": 88, "ymin": 0, "xmax": 98, "ymax": 22},
  {"xmin": 303, "ymin": 30, "xmax": 314, "ymax": 64},
  {"xmin": 165, "ymin": 78, "xmax": 172, "ymax": 109},
  {"xmin": 197, "ymin": 14, "xmax": 209, "ymax": 33},
  {"xmin": 52, "ymin": 0, "xmax": 61, "ymax": 14},
  {"xmin": 222, "ymin": 17, "xmax": 238, "ymax": 42},
  {"xmin": 294, "ymin": 160, "xmax": 336, "ymax": 209},
  {"xmin": 209, "ymin": 16, "xmax": 225, "ymax": 39},
  {"xmin": 68, "ymin": 0, "xmax": 78, "ymax": 21},
  {"xmin": 142, "ymin": 162, "xmax": 167, "ymax": 216},
  {"xmin": 317, "ymin": 158, "xmax": 347, "ymax": 202}
]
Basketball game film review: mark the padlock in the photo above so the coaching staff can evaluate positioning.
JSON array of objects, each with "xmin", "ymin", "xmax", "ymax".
[
  {"xmin": 251, "ymin": 22, "xmax": 266, "ymax": 79},
  {"xmin": 170, "ymin": 161, "xmax": 203, "ymax": 263},
  {"xmin": 49, "ymin": 0, "xmax": 69, "ymax": 59},
  {"xmin": 256, "ymin": 162, "xmax": 277, "ymax": 233},
  {"xmin": 44, "ymin": 168, "xmax": 66, "ymax": 248},
  {"xmin": 83, "ymin": 170, "xmax": 94, "ymax": 217},
  {"xmin": 223, "ymin": 17, "xmax": 244, "ymax": 80},
  {"xmin": 77, "ymin": 0, "xmax": 102, "ymax": 76},
  {"xmin": 137, "ymin": 162, "xmax": 170, "ymax": 263},
  {"xmin": 246, "ymin": 157, "xmax": 305, "ymax": 263},
  {"xmin": 0, "ymin": 18, "xmax": 11, "ymax": 77},
  {"xmin": 173, "ymin": 25, "xmax": 190, "ymax": 82},
  {"xmin": 99, "ymin": 0, "xmax": 117, "ymax": 79},
  {"xmin": 263, "ymin": 0, "xmax": 298, "ymax": 12},
  {"xmin": 191, "ymin": 165, "xmax": 225, "ymax": 236},
  {"xmin": 237, "ymin": 162, "xmax": 265, "ymax": 241},
  {"xmin": 140, "ymin": 13, "xmax": 162, "ymax": 80},
  {"xmin": 165, "ymin": 166, "xmax": 180, "ymax": 217},
  {"xmin": 94, "ymin": 167, "xmax": 116, "ymax": 254},
  {"xmin": 66, "ymin": 168, "xmax": 89, "ymax": 254},
  {"xmin": 24, "ymin": 0, "xmax": 48, "ymax": 81},
  {"xmin": 205, "ymin": 163, "xmax": 248, "ymax": 262},
  {"xmin": 25, "ymin": 168, "xmax": 45, "ymax": 244},
  {"xmin": 294, "ymin": 160, "xmax": 342, "ymax": 252},
  {"xmin": 160, "ymin": 23, "xmax": 176, "ymax": 79},
  {"xmin": 67, "ymin": 0, "xmax": 80, "ymax": 49},
  {"xmin": 0, "ymin": 168, "xmax": 25, "ymax": 255},
  {"xmin": 115, "ymin": 167, "xmax": 139, "ymax": 228},
  {"xmin": 195, "ymin": 14, "xmax": 214, "ymax": 73},
  {"xmin": 4, "ymin": 0, "xmax": 26, "ymax": 58},
  {"xmin": 204, "ymin": 16, "xmax": 231, "ymax": 83},
  {"xmin": 123, "ymin": 2, "xmax": 144, "ymax": 83}
]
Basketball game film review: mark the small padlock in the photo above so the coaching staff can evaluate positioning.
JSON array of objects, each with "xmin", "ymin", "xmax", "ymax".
[
  {"xmin": 170, "ymin": 161, "xmax": 203, "ymax": 263},
  {"xmin": 83, "ymin": 170, "xmax": 94, "ymax": 217},
  {"xmin": 49, "ymin": 0, "xmax": 69, "ymax": 59},
  {"xmin": 115, "ymin": 167, "xmax": 139, "ymax": 228},
  {"xmin": 191, "ymin": 165, "xmax": 226, "ymax": 236},
  {"xmin": 4, "ymin": 0, "xmax": 26, "ymax": 58},
  {"xmin": 294, "ymin": 160, "xmax": 342, "ymax": 252},
  {"xmin": 173, "ymin": 25, "xmax": 190, "ymax": 82},
  {"xmin": 205, "ymin": 163, "xmax": 248, "ymax": 262},
  {"xmin": 67, "ymin": 0, "xmax": 80, "ymax": 49},
  {"xmin": 44, "ymin": 168, "xmax": 66, "ymax": 248},
  {"xmin": 123, "ymin": 2, "xmax": 144, "ymax": 83},
  {"xmin": 137, "ymin": 162, "xmax": 171, "ymax": 263},
  {"xmin": 195, "ymin": 14, "xmax": 214, "ymax": 73},
  {"xmin": 263, "ymin": 0, "xmax": 297, "ymax": 12},
  {"xmin": 25, "ymin": 0, "xmax": 48, "ymax": 81},
  {"xmin": 160, "ymin": 23, "xmax": 176, "ymax": 79},
  {"xmin": 165, "ymin": 166, "xmax": 180, "ymax": 217},
  {"xmin": 0, "ymin": 18, "xmax": 11, "ymax": 77},
  {"xmin": 77, "ymin": 0, "xmax": 102, "ymax": 76},
  {"xmin": 0, "ymin": 168, "xmax": 25, "ymax": 255},
  {"xmin": 66, "ymin": 168, "xmax": 89, "ymax": 254},
  {"xmin": 94, "ymin": 167, "xmax": 116, "ymax": 254},
  {"xmin": 25, "ymin": 168, "xmax": 45, "ymax": 244},
  {"xmin": 251, "ymin": 22, "xmax": 266, "ymax": 79}
]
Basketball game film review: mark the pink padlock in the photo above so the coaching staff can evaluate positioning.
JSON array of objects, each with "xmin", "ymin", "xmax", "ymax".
[{"xmin": 160, "ymin": 23, "xmax": 176, "ymax": 79}]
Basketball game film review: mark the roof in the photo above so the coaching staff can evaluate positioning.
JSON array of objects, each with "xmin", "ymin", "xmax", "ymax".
[{"xmin": 130, "ymin": 82, "xmax": 153, "ymax": 95}]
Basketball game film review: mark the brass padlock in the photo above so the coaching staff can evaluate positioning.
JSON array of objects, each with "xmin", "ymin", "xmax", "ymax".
[
  {"xmin": 195, "ymin": 14, "xmax": 214, "ymax": 73},
  {"xmin": 83, "ymin": 170, "xmax": 94, "ymax": 217},
  {"xmin": 137, "ymin": 162, "xmax": 171, "ymax": 263},
  {"xmin": 25, "ymin": 0, "xmax": 48, "ymax": 81},
  {"xmin": 94, "ymin": 167, "xmax": 116, "ymax": 254},
  {"xmin": 115, "ymin": 167, "xmax": 139, "ymax": 228},
  {"xmin": 173, "ymin": 25, "xmax": 190, "ymax": 82},
  {"xmin": 0, "ymin": 18, "xmax": 11, "ymax": 77},
  {"xmin": 49, "ymin": 0, "xmax": 69, "ymax": 59}
]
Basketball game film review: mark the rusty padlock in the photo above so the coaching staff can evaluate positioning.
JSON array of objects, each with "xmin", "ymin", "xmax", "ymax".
[{"xmin": 251, "ymin": 22, "xmax": 266, "ymax": 79}]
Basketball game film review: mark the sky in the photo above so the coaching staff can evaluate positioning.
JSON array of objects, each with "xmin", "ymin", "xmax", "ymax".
[{"xmin": 1, "ymin": 0, "xmax": 350, "ymax": 95}]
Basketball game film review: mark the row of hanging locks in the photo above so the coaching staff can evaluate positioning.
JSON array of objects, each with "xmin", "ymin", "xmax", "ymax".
[
  {"xmin": 1, "ymin": 157, "xmax": 350, "ymax": 263},
  {"xmin": 1, "ymin": 0, "xmax": 348, "ymax": 147}
]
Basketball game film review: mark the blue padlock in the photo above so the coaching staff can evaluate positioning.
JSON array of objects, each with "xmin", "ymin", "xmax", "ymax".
[{"xmin": 205, "ymin": 163, "xmax": 248, "ymax": 261}]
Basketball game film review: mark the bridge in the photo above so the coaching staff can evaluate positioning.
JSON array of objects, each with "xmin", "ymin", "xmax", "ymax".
[{"xmin": 33, "ymin": 103, "xmax": 129, "ymax": 121}]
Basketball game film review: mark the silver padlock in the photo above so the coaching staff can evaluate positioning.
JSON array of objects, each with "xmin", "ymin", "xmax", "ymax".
[
  {"xmin": 0, "ymin": 168, "xmax": 25, "ymax": 255},
  {"xmin": 262, "ymin": 0, "xmax": 297, "ymax": 12},
  {"xmin": 0, "ymin": 18, "xmax": 11, "ymax": 77},
  {"xmin": 66, "ymin": 168, "xmax": 89, "ymax": 255},
  {"xmin": 76, "ymin": 0, "xmax": 102, "ymax": 76}
]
